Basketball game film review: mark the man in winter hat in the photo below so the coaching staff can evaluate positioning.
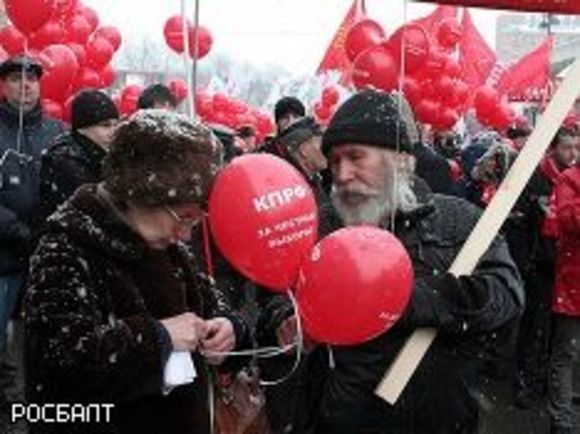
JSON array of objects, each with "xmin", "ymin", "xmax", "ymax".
[
  {"xmin": 138, "ymin": 83, "xmax": 178, "ymax": 111},
  {"xmin": 310, "ymin": 89, "xmax": 524, "ymax": 434},
  {"xmin": 24, "ymin": 110, "xmax": 249, "ymax": 434},
  {"xmin": 0, "ymin": 55, "xmax": 64, "ymax": 404},
  {"xmin": 39, "ymin": 89, "xmax": 120, "ymax": 223},
  {"xmin": 274, "ymin": 96, "xmax": 305, "ymax": 134}
]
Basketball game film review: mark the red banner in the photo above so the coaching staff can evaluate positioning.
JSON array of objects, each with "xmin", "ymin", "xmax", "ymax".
[
  {"xmin": 316, "ymin": 0, "xmax": 366, "ymax": 81},
  {"xmin": 498, "ymin": 36, "xmax": 554, "ymax": 101},
  {"xmin": 459, "ymin": 9, "xmax": 497, "ymax": 92},
  {"xmin": 415, "ymin": 0, "xmax": 580, "ymax": 15}
]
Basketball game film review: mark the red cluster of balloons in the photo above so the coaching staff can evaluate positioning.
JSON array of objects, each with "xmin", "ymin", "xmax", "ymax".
[
  {"xmin": 209, "ymin": 154, "xmax": 414, "ymax": 345},
  {"xmin": 163, "ymin": 15, "xmax": 213, "ymax": 59},
  {"xmin": 196, "ymin": 91, "xmax": 275, "ymax": 141},
  {"xmin": 345, "ymin": 17, "xmax": 470, "ymax": 132},
  {"xmin": 0, "ymin": 0, "xmax": 122, "ymax": 121},
  {"xmin": 313, "ymin": 85, "xmax": 340, "ymax": 125},
  {"xmin": 473, "ymin": 86, "xmax": 516, "ymax": 131}
]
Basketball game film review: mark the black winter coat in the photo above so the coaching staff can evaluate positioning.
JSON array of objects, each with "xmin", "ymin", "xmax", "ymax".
[
  {"xmin": 413, "ymin": 142, "xmax": 455, "ymax": 195},
  {"xmin": 316, "ymin": 192, "xmax": 524, "ymax": 434},
  {"xmin": 0, "ymin": 102, "xmax": 64, "ymax": 274},
  {"xmin": 39, "ymin": 130, "xmax": 107, "ymax": 224},
  {"xmin": 24, "ymin": 185, "xmax": 249, "ymax": 434}
]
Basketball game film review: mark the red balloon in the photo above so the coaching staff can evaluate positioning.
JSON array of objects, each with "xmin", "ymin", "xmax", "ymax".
[
  {"xmin": 0, "ymin": 46, "xmax": 8, "ymax": 63},
  {"xmin": 490, "ymin": 102, "xmax": 515, "ymax": 131},
  {"xmin": 345, "ymin": 19, "xmax": 385, "ymax": 63},
  {"xmin": 297, "ymin": 227, "xmax": 413, "ymax": 345},
  {"xmin": 94, "ymin": 26, "xmax": 122, "ymax": 52},
  {"xmin": 385, "ymin": 24, "xmax": 430, "ymax": 76},
  {"xmin": 5, "ymin": 0, "xmax": 57, "ymax": 36},
  {"xmin": 209, "ymin": 154, "xmax": 318, "ymax": 291},
  {"xmin": 414, "ymin": 99, "xmax": 440, "ymax": 125},
  {"xmin": 195, "ymin": 92, "xmax": 213, "ymax": 117},
  {"xmin": 444, "ymin": 57, "xmax": 462, "ymax": 79},
  {"xmin": 119, "ymin": 96, "xmax": 138, "ymax": 116},
  {"xmin": 66, "ymin": 14, "xmax": 93, "ymax": 45},
  {"xmin": 212, "ymin": 93, "xmax": 230, "ymax": 112},
  {"xmin": 314, "ymin": 101, "xmax": 331, "ymax": 121},
  {"xmin": 28, "ymin": 19, "xmax": 65, "ymax": 49},
  {"xmin": 39, "ymin": 44, "xmax": 79, "ymax": 102},
  {"xmin": 67, "ymin": 42, "xmax": 86, "ymax": 65},
  {"xmin": 121, "ymin": 84, "xmax": 143, "ymax": 103},
  {"xmin": 474, "ymin": 86, "xmax": 500, "ymax": 117},
  {"xmin": 42, "ymin": 98, "xmax": 63, "ymax": 119},
  {"xmin": 54, "ymin": 0, "xmax": 78, "ymax": 21},
  {"xmin": 78, "ymin": 6, "xmax": 99, "ymax": 33},
  {"xmin": 352, "ymin": 46, "xmax": 399, "ymax": 92},
  {"xmin": 453, "ymin": 80, "xmax": 470, "ymax": 106},
  {"xmin": 0, "ymin": 26, "xmax": 26, "ymax": 56},
  {"xmin": 403, "ymin": 77, "xmax": 421, "ymax": 105},
  {"xmin": 255, "ymin": 112, "xmax": 275, "ymax": 136},
  {"xmin": 167, "ymin": 78, "xmax": 188, "ymax": 103},
  {"xmin": 164, "ymin": 15, "xmax": 189, "ymax": 54},
  {"xmin": 434, "ymin": 75, "xmax": 455, "ymax": 100},
  {"xmin": 321, "ymin": 86, "xmax": 340, "ymax": 108},
  {"xmin": 188, "ymin": 26, "xmax": 213, "ymax": 59},
  {"xmin": 99, "ymin": 64, "xmax": 116, "ymax": 88},
  {"xmin": 437, "ymin": 18, "xmax": 462, "ymax": 49},
  {"xmin": 75, "ymin": 66, "xmax": 101, "ymax": 90},
  {"xmin": 423, "ymin": 49, "xmax": 448, "ymax": 77},
  {"xmin": 86, "ymin": 37, "xmax": 114, "ymax": 69},
  {"xmin": 434, "ymin": 107, "xmax": 460, "ymax": 131}
]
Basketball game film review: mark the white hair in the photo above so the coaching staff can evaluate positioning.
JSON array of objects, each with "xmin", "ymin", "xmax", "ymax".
[{"xmin": 331, "ymin": 150, "xmax": 418, "ymax": 227}]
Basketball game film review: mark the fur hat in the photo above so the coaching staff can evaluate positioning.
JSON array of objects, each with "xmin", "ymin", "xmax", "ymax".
[
  {"xmin": 103, "ymin": 110, "xmax": 223, "ymax": 207},
  {"xmin": 322, "ymin": 89, "xmax": 414, "ymax": 156}
]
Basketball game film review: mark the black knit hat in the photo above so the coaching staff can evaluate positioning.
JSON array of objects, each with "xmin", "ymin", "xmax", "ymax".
[
  {"xmin": 321, "ymin": 89, "xmax": 413, "ymax": 156},
  {"xmin": 274, "ymin": 96, "xmax": 305, "ymax": 124},
  {"xmin": 103, "ymin": 110, "xmax": 223, "ymax": 207},
  {"xmin": 72, "ymin": 90, "xmax": 119, "ymax": 130},
  {"xmin": 0, "ymin": 55, "xmax": 43, "ymax": 79}
]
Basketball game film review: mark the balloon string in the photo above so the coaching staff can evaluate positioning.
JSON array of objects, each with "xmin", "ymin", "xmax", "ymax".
[
  {"xmin": 201, "ymin": 215, "xmax": 214, "ymax": 279},
  {"xmin": 200, "ymin": 289, "xmax": 304, "ymax": 387},
  {"xmin": 16, "ymin": 39, "xmax": 29, "ymax": 155},
  {"xmin": 180, "ymin": 0, "xmax": 194, "ymax": 117}
]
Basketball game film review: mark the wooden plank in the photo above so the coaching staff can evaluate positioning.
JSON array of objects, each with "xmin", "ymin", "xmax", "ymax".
[{"xmin": 375, "ymin": 57, "xmax": 580, "ymax": 405}]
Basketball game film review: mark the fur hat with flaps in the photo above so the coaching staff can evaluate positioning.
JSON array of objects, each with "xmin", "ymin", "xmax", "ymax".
[{"xmin": 103, "ymin": 110, "xmax": 223, "ymax": 207}]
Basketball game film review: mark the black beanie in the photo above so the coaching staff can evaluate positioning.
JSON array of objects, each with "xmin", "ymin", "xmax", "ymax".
[
  {"xmin": 72, "ymin": 90, "xmax": 119, "ymax": 130},
  {"xmin": 321, "ymin": 89, "xmax": 413, "ymax": 156}
]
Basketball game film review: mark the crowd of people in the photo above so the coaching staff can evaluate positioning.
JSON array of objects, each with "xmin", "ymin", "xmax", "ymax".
[{"xmin": 0, "ymin": 53, "xmax": 579, "ymax": 434}]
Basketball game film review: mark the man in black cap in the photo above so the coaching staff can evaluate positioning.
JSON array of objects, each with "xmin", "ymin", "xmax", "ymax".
[
  {"xmin": 311, "ymin": 89, "xmax": 524, "ymax": 433},
  {"xmin": 274, "ymin": 96, "xmax": 306, "ymax": 134},
  {"xmin": 39, "ymin": 89, "xmax": 120, "ymax": 223},
  {"xmin": 0, "ymin": 55, "xmax": 64, "ymax": 403}
]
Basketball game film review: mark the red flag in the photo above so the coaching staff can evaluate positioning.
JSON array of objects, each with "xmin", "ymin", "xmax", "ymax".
[
  {"xmin": 411, "ymin": 4, "xmax": 457, "ymax": 36},
  {"xmin": 316, "ymin": 0, "xmax": 366, "ymax": 81},
  {"xmin": 459, "ymin": 9, "xmax": 498, "ymax": 91},
  {"xmin": 497, "ymin": 36, "xmax": 553, "ymax": 101},
  {"xmin": 415, "ymin": 0, "xmax": 580, "ymax": 15}
]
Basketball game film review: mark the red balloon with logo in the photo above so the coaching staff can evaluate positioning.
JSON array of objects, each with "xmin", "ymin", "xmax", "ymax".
[
  {"xmin": 352, "ymin": 46, "xmax": 399, "ymax": 92},
  {"xmin": 296, "ymin": 226, "xmax": 413, "ymax": 345},
  {"xmin": 5, "ymin": 0, "xmax": 57, "ymax": 36},
  {"xmin": 385, "ymin": 24, "xmax": 430, "ymax": 76},
  {"xmin": 345, "ymin": 19, "xmax": 385, "ymax": 62},
  {"xmin": 209, "ymin": 154, "xmax": 318, "ymax": 292}
]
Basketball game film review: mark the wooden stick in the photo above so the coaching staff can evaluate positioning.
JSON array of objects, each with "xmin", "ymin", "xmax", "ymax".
[{"xmin": 375, "ymin": 57, "xmax": 580, "ymax": 405}]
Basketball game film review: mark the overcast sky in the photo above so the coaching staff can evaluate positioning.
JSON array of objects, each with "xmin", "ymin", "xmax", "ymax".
[{"xmin": 84, "ymin": 0, "xmax": 511, "ymax": 76}]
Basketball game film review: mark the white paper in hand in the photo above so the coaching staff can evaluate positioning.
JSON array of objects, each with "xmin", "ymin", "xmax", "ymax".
[{"xmin": 163, "ymin": 351, "xmax": 197, "ymax": 395}]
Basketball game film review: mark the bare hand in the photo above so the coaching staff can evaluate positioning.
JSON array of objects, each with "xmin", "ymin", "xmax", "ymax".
[
  {"xmin": 201, "ymin": 317, "xmax": 236, "ymax": 365},
  {"xmin": 160, "ymin": 312, "xmax": 207, "ymax": 352},
  {"xmin": 276, "ymin": 316, "xmax": 298, "ymax": 348}
]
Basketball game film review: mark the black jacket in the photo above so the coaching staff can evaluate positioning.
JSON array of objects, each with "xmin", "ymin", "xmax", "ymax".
[
  {"xmin": 0, "ymin": 102, "xmax": 64, "ymax": 274},
  {"xmin": 24, "ymin": 185, "xmax": 250, "ymax": 434},
  {"xmin": 39, "ymin": 130, "xmax": 107, "ymax": 224},
  {"xmin": 317, "ymin": 192, "xmax": 524, "ymax": 434},
  {"xmin": 413, "ymin": 142, "xmax": 455, "ymax": 195}
]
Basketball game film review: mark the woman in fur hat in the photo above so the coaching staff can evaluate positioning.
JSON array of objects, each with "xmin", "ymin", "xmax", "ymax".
[{"xmin": 24, "ymin": 110, "xmax": 250, "ymax": 434}]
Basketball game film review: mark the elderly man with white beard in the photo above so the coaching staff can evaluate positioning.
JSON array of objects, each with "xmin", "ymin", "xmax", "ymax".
[{"xmin": 312, "ymin": 90, "xmax": 524, "ymax": 434}]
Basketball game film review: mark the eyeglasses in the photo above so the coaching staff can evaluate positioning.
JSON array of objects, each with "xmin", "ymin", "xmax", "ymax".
[{"xmin": 165, "ymin": 206, "xmax": 206, "ymax": 228}]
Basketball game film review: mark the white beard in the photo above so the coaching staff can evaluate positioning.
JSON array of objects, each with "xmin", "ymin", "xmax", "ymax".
[{"xmin": 331, "ymin": 154, "xmax": 418, "ymax": 227}]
